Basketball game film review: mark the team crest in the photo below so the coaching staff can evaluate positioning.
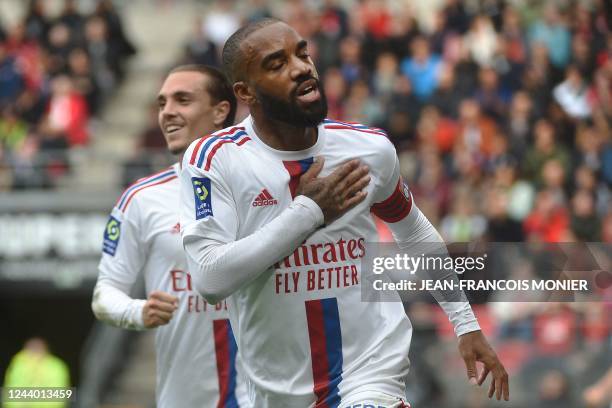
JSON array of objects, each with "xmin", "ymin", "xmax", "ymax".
[
  {"xmin": 192, "ymin": 177, "xmax": 213, "ymax": 219},
  {"xmin": 103, "ymin": 215, "xmax": 121, "ymax": 256}
]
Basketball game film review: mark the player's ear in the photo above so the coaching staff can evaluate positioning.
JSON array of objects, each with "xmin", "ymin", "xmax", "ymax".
[
  {"xmin": 212, "ymin": 100, "xmax": 230, "ymax": 127},
  {"xmin": 234, "ymin": 81, "xmax": 256, "ymax": 106}
]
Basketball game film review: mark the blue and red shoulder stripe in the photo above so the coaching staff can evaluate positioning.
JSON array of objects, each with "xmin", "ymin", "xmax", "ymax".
[
  {"xmin": 323, "ymin": 119, "xmax": 388, "ymax": 137},
  {"xmin": 189, "ymin": 126, "xmax": 251, "ymax": 171},
  {"xmin": 115, "ymin": 167, "xmax": 177, "ymax": 212}
]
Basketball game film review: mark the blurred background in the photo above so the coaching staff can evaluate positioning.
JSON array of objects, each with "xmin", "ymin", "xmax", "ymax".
[{"xmin": 0, "ymin": 0, "xmax": 610, "ymax": 407}]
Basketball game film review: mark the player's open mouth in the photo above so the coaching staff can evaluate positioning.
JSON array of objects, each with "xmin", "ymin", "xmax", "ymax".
[
  {"xmin": 165, "ymin": 124, "xmax": 183, "ymax": 134},
  {"xmin": 296, "ymin": 80, "xmax": 320, "ymax": 104}
]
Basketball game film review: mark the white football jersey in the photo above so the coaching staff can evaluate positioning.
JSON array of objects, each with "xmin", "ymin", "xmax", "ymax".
[
  {"xmin": 180, "ymin": 117, "xmax": 431, "ymax": 407},
  {"xmin": 96, "ymin": 163, "xmax": 250, "ymax": 408}
]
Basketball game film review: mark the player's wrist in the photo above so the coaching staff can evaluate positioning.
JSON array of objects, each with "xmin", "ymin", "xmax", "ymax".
[
  {"xmin": 292, "ymin": 195, "xmax": 325, "ymax": 228},
  {"xmin": 132, "ymin": 299, "xmax": 148, "ymax": 330},
  {"xmin": 455, "ymin": 320, "xmax": 481, "ymax": 337}
]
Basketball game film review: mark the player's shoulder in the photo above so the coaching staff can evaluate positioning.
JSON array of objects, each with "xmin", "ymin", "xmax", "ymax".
[
  {"xmin": 184, "ymin": 124, "xmax": 251, "ymax": 173},
  {"xmin": 113, "ymin": 165, "xmax": 178, "ymax": 215},
  {"xmin": 322, "ymin": 118, "xmax": 396, "ymax": 159}
]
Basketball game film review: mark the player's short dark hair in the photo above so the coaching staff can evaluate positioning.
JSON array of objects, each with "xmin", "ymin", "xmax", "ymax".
[
  {"xmin": 168, "ymin": 64, "xmax": 237, "ymax": 128},
  {"xmin": 222, "ymin": 18, "xmax": 281, "ymax": 84}
]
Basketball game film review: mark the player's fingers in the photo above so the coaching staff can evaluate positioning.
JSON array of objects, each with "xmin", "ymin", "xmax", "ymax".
[
  {"xmin": 463, "ymin": 354, "xmax": 478, "ymax": 385},
  {"xmin": 300, "ymin": 157, "xmax": 324, "ymax": 182},
  {"xmin": 503, "ymin": 376, "xmax": 510, "ymax": 401},
  {"xmin": 488, "ymin": 377, "xmax": 495, "ymax": 398},
  {"xmin": 152, "ymin": 300, "xmax": 177, "ymax": 313},
  {"xmin": 335, "ymin": 165, "xmax": 369, "ymax": 195},
  {"xmin": 153, "ymin": 310, "xmax": 174, "ymax": 322},
  {"xmin": 150, "ymin": 291, "xmax": 178, "ymax": 305},
  {"xmin": 144, "ymin": 314, "xmax": 166, "ymax": 328},
  {"xmin": 478, "ymin": 366, "xmax": 490, "ymax": 386},
  {"xmin": 153, "ymin": 316, "xmax": 170, "ymax": 327},
  {"xmin": 495, "ymin": 366, "xmax": 509, "ymax": 401},
  {"xmin": 341, "ymin": 190, "xmax": 368, "ymax": 211},
  {"xmin": 342, "ymin": 174, "xmax": 370, "ymax": 200},
  {"xmin": 496, "ymin": 376, "xmax": 503, "ymax": 400},
  {"xmin": 328, "ymin": 159, "xmax": 360, "ymax": 184}
]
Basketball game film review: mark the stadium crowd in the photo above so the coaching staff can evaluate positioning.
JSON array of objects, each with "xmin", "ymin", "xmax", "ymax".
[
  {"xmin": 159, "ymin": 1, "xmax": 612, "ymax": 407},
  {"xmin": 153, "ymin": 0, "xmax": 612, "ymax": 245},
  {"xmin": 0, "ymin": 0, "xmax": 135, "ymax": 189}
]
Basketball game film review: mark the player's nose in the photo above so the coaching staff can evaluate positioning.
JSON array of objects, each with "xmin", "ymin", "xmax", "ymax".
[
  {"xmin": 160, "ymin": 100, "xmax": 178, "ymax": 118},
  {"xmin": 289, "ymin": 55, "xmax": 313, "ymax": 80}
]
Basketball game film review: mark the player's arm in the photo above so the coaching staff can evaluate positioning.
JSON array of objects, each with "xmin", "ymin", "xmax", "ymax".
[
  {"xmin": 373, "ymin": 146, "xmax": 509, "ymax": 401},
  {"xmin": 92, "ymin": 203, "xmax": 177, "ymax": 329},
  {"xmin": 180, "ymin": 147, "xmax": 369, "ymax": 304}
]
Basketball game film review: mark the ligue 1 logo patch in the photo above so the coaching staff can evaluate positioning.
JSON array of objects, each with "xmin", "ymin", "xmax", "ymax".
[
  {"xmin": 192, "ymin": 177, "xmax": 213, "ymax": 220},
  {"xmin": 103, "ymin": 215, "xmax": 121, "ymax": 256}
]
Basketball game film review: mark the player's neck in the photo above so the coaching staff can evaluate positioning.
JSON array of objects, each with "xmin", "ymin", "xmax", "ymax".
[{"xmin": 251, "ymin": 115, "xmax": 317, "ymax": 151}]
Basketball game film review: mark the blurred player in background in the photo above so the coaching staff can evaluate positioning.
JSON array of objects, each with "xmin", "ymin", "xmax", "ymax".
[
  {"xmin": 92, "ymin": 65, "xmax": 250, "ymax": 408},
  {"xmin": 3, "ymin": 337, "xmax": 70, "ymax": 408},
  {"xmin": 180, "ymin": 20, "xmax": 508, "ymax": 407}
]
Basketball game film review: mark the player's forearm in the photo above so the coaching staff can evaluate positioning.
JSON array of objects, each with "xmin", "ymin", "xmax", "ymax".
[
  {"xmin": 387, "ymin": 205, "xmax": 480, "ymax": 336},
  {"xmin": 184, "ymin": 195, "xmax": 324, "ymax": 303},
  {"xmin": 91, "ymin": 280, "xmax": 146, "ymax": 330}
]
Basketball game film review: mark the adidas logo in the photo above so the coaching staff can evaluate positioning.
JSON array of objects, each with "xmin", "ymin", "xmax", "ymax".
[{"xmin": 252, "ymin": 189, "xmax": 278, "ymax": 207}]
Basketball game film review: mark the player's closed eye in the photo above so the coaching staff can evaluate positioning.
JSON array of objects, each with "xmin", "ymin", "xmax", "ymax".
[{"xmin": 270, "ymin": 61, "xmax": 284, "ymax": 71}]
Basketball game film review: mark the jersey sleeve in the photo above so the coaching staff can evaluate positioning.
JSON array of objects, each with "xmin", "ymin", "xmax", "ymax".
[
  {"xmin": 180, "ymin": 140, "xmax": 324, "ymax": 304},
  {"xmin": 92, "ymin": 199, "xmax": 147, "ymax": 330},
  {"xmin": 372, "ymin": 149, "xmax": 480, "ymax": 337}
]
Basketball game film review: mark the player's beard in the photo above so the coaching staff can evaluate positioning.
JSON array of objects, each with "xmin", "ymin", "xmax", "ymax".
[{"xmin": 255, "ymin": 79, "xmax": 328, "ymax": 127}]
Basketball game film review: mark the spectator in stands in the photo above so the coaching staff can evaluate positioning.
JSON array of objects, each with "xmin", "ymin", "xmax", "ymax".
[
  {"xmin": 401, "ymin": 36, "xmax": 443, "ymax": 100},
  {"xmin": 440, "ymin": 186, "xmax": 487, "ymax": 242},
  {"xmin": 386, "ymin": 76, "xmax": 420, "ymax": 148},
  {"xmin": 473, "ymin": 66, "xmax": 510, "ymax": 122},
  {"xmin": 23, "ymin": 0, "xmax": 50, "ymax": 45},
  {"xmin": 182, "ymin": 17, "xmax": 219, "ymax": 67},
  {"xmin": 430, "ymin": 64, "xmax": 462, "ymax": 119},
  {"xmin": 313, "ymin": 0, "xmax": 349, "ymax": 72},
  {"xmin": 503, "ymin": 90, "xmax": 533, "ymax": 158},
  {"xmin": 523, "ymin": 189, "xmax": 569, "ymax": 242},
  {"xmin": 0, "ymin": 43, "xmax": 24, "ymax": 107},
  {"xmin": 553, "ymin": 65, "xmax": 592, "ymax": 119},
  {"xmin": 57, "ymin": 0, "xmax": 85, "ymax": 39},
  {"xmin": 528, "ymin": 4, "xmax": 571, "ymax": 70},
  {"xmin": 46, "ymin": 22, "xmax": 74, "ymax": 76},
  {"xmin": 570, "ymin": 189, "xmax": 601, "ymax": 241},
  {"xmin": 486, "ymin": 188, "xmax": 524, "ymax": 242},
  {"xmin": 202, "ymin": 0, "xmax": 240, "ymax": 50},
  {"xmin": 338, "ymin": 36, "xmax": 364, "ymax": 85},
  {"xmin": 464, "ymin": 15, "xmax": 498, "ymax": 68},
  {"xmin": 523, "ymin": 119, "xmax": 571, "ymax": 186},
  {"xmin": 1, "ymin": 0, "xmax": 134, "ymax": 190},
  {"xmin": 84, "ymin": 16, "xmax": 120, "ymax": 95},
  {"xmin": 0, "ymin": 107, "xmax": 27, "ymax": 150},
  {"xmin": 45, "ymin": 75, "xmax": 88, "ymax": 146},
  {"xmin": 454, "ymin": 98, "xmax": 498, "ymax": 160},
  {"xmin": 67, "ymin": 48, "xmax": 100, "ymax": 115},
  {"xmin": 343, "ymin": 79, "xmax": 383, "ymax": 125},
  {"xmin": 93, "ymin": 0, "xmax": 136, "ymax": 62},
  {"xmin": 322, "ymin": 67, "xmax": 347, "ymax": 120},
  {"xmin": 536, "ymin": 369, "xmax": 575, "ymax": 408}
]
